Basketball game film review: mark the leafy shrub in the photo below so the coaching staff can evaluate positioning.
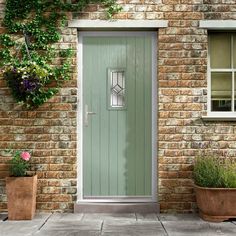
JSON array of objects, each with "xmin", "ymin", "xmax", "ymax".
[
  {"xmin": 193, "ymin": 155, "xmax": 236, "ymax": 188},
  {"xmin": 220, "ymin": 163, "xmax": 236, "ymax": 188}
]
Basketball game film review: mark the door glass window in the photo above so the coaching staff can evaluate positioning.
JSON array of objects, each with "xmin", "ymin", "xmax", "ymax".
[{"xmin": 108, "ymin": 69, "xmax": 126, "ymax": 109}]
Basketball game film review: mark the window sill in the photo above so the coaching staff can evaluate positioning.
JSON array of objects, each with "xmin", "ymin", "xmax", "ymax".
[{"xmin": 202, "ymin": 116, "xmax": 236, "ymax": 121}]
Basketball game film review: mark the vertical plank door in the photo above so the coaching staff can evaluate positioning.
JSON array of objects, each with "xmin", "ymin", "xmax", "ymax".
[{"xmin": 83, "ymin": 34, "xmax": 153, "ymax": 198}]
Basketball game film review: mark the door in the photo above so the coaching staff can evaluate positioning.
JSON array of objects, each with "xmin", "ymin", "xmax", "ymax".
[{"xmin": 82, "ymin": 32, "xmax": 155, "ymax": 200}]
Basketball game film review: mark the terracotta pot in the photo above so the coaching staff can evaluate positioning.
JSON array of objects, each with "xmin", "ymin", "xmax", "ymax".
[
  {"xmin": 6, "ymin": 175, "xmax": 37, "ymax": 220},
  {"xmin": 194, "ymin": 184, "xmax": 236, "ymax": 222}
]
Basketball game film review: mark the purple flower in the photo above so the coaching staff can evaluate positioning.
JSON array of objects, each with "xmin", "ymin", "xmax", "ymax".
[{"xmin": 23, "ymin": 77, "xmax": 40, "ymax": 92}]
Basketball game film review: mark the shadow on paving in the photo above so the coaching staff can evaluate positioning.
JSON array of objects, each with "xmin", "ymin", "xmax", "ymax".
[{"xmin": 0, "ymin": 213, "xmax": 8, "ymax": 221}]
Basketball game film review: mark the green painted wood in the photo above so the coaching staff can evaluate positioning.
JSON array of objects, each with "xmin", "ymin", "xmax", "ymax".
[
  {"xmin": 135, "ymin": 37, "xmax": 145, "ymax": 195},
  {"xmin": 83, "ymin": 39, "xmax": 93, "ymax": 196},
  {"xmin": 109, "ymin": 39, "xmax": 119, "ymax": 195},
  {"xmin": 117, "ymin": 38, "xmax": 127, "ymax": 196},
  {"xmin": 100, "ymin": 39, "xmax": 110, "ymax": 196},
  {"xmin": 83, "ymin": 35, "xmax": 153, "ymax": 197},
  {"xmin": 144, "ymin": 35, "xmax": 152, "ymax": 195},
  {"xmin": 91, "ymin": 37, "xmax": 101, "ymax": 196},
  {"xmin": 126, "ymin": 37, "xmax": 137, "ymax": 196}
]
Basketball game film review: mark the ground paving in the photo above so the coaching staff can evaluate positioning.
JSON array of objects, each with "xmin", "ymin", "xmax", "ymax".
[{"xmin": 0, "ymin": 213, "xmax": 236, "ymax": 236}]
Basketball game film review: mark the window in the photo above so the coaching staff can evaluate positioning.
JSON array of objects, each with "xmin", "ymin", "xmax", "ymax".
[
  {"xmin": 108, "ymin": 69, "xmax": 126, "ymax": 109},
  {"xmin": 209, "ymin": 32, "xmax": 236, "ymax": 115}
]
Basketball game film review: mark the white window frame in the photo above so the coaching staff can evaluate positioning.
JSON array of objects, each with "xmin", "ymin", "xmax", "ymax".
[
  {"xmin": 199, "ymin": 21, "xmax": 236, "ymax": 120},
  {"xmin": 207, "ymin": 32, "xmax": 236, "ymax": 118}
]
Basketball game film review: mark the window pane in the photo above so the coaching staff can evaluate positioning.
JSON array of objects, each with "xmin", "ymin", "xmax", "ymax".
[
  {"xmin": 210, "ymin": 33, "xmax": 231, "ymax": 69},
  {"xmin": 235, "ymin": 73, "xmax": 236, "ymax": 111},
  {"xmin": 109, "ymin": 70, "xmax": 125, "ymax": 108},
  {"xmin": 211, "ymin": 72, "xmax": 232, "ymax": 111},
  {"xmin": 234, "ymin": 34, "xmax": 236, "ymax": 69}
]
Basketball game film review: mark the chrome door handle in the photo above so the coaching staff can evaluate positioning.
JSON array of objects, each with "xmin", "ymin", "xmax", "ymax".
[{"xmin": 84, "ymin": 104, "xmax": 96, "ymax": 126}]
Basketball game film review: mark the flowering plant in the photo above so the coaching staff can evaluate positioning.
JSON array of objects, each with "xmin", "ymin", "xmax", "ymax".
[
  {"xmin": 2, "ymin": 61, "xmax": 58, "ymax": 109},
  {"xmin": 8, "ymin": 150, "xmax": 32, "ymax": 177}
]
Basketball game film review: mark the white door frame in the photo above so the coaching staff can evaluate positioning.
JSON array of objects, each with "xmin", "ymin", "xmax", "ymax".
[{"xmin": 77, "ymin": 31, "xmax": 158, "ymax": 203}]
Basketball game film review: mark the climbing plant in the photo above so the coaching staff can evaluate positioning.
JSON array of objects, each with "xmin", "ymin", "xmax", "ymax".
[{"xmin": 0, "ymin": 0, "xmax": 122, "ymax": 109}]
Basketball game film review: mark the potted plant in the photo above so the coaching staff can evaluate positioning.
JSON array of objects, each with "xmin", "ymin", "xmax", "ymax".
[
  {"xmin": 6, "ymin": 150, "xmax": 37, "ymax": 220},
  {"xmin": 193, "ymin": 154, "xmax": 236, "ymax": 222},
  {"xmin": 2, "ymin": 61, "xmax": 58, "ymax": 109}
]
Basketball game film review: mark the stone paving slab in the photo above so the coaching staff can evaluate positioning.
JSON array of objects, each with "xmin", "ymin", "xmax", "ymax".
[
  {"xmin": 208, "ymin": 222, "xmax": 236, "ymax": 235},
  {"xmin": 41, "ymin": 220, "xmax": 103, "ymax": 231},
  {"xmin": 33, "ymin": 212, "xmax": 52, "ymax": 221},
  {"xmin": 47, "ymin": 213, "xmax": 83, "ymax": 222},
  {"xmin": 162, "ymin": 221, "xmax": 236, "ymax": 236},
  {"xmin": 0, "ymin": 213, "xmax": 51, "ymax": 236},
  {"xmin": 101, "ymin": 232, "xmax": 164, "ymax": 236},
  {"xmin": 102, "ymin": 220, "xmax": 166, "ymax": 236},
  {"xmin": 36, "ymin": 220, "xmax": 102, "ymax": 236},
  {"xmin": 1, "ymin": 221, "xmax": 45, "ymax": 236},
  {"xmin": 35, "ymin": 230, "xmax": 100, "ymax": 236},
  {"xmin": 82, "ymin": 213, "xmax": 136, "ymax": 221},
  {"xmin": 136, "ymin": 213, "xmax": 159, "ymax": 221},
  {"xmin": 1, "ymin": 213, "xmax": 236, "ymax": 236},
  {"xmin": 159, "ymin": 213, "xmax": 203, "ymax": 222}
]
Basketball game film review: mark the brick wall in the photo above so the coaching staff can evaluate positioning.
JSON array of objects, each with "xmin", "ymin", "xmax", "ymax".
[
  {"xmin": 0, "ymin": 0, "xmax": 236, "ymax": 213},
  {"xmin": 158, "ymin": 0, "xmax": 236, "ymax": 213},
  {"xmin": 0, "ymin": 0, "xmax": 78, "ymax": 211}
]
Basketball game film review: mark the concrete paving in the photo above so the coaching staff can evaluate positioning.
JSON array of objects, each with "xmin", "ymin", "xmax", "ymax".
[{"xmin": 0, "ymin": 213, "xmax": 236, "ymax": 236}]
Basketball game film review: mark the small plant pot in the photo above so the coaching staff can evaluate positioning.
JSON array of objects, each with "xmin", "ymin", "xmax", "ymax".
[
  {"xmin": 6, "ymin": 175, "xmax": 37, "ymax": 220},
  {"xmin": 195, "ymin": 185, "xmax": 236, "ymax": 222}
]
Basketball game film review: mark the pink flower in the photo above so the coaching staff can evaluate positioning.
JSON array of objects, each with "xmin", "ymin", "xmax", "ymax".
[{"xmin": 20, "ymin": 151, "xmax": 31, "ymax": 161}]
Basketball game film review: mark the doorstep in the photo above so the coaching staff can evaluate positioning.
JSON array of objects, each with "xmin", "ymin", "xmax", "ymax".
[{"xmin": 74, "ymin": 202, "xmax": 159, "ymax": 213}]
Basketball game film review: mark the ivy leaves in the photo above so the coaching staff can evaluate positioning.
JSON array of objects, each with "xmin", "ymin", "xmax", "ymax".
[
  {"xmin": 1, "ymin": 0, "xmax": 122, "ymax": 65},
  {"xmin": 0, "ymin": 0, "xmax": 122, "ymax": 109}
]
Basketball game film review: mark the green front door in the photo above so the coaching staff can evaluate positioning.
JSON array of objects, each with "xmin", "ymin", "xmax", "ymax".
[{"xmin": 83, "ymin": 33, "xmax": 153, "ymax": 198}]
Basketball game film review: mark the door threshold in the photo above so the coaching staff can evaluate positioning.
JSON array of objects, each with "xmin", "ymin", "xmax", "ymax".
[{"xmin": 74, "ymin": 202, "xmax": 159, "ymax": 213}]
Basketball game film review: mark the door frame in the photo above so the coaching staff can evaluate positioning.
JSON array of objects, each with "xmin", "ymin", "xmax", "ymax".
[{"xmin": 77, "ymin": 31, "xmax": 158, "ymax": 203}]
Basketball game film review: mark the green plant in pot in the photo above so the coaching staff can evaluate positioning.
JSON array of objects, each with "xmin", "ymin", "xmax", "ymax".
[
  {"xmin": 193, "ymin": 154, "xmax": 236, "ymax": 222},
  {"xmin": 3, "ymin": 61, "xmax": 58, "ymax": 109},
  {"xmin": 6, "ymin": 150, "xmax": 37, "ymax": 220}
]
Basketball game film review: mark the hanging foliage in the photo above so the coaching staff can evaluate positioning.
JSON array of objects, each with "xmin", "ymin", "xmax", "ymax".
[{"xmin": 0, "ymin": 0, "xmax": 122, "ymax": 109}]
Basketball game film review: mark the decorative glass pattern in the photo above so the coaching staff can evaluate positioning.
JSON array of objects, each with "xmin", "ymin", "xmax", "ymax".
[{"xmin": 110, "ymin": 70, "xmax": 125, "ymax": 108}]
